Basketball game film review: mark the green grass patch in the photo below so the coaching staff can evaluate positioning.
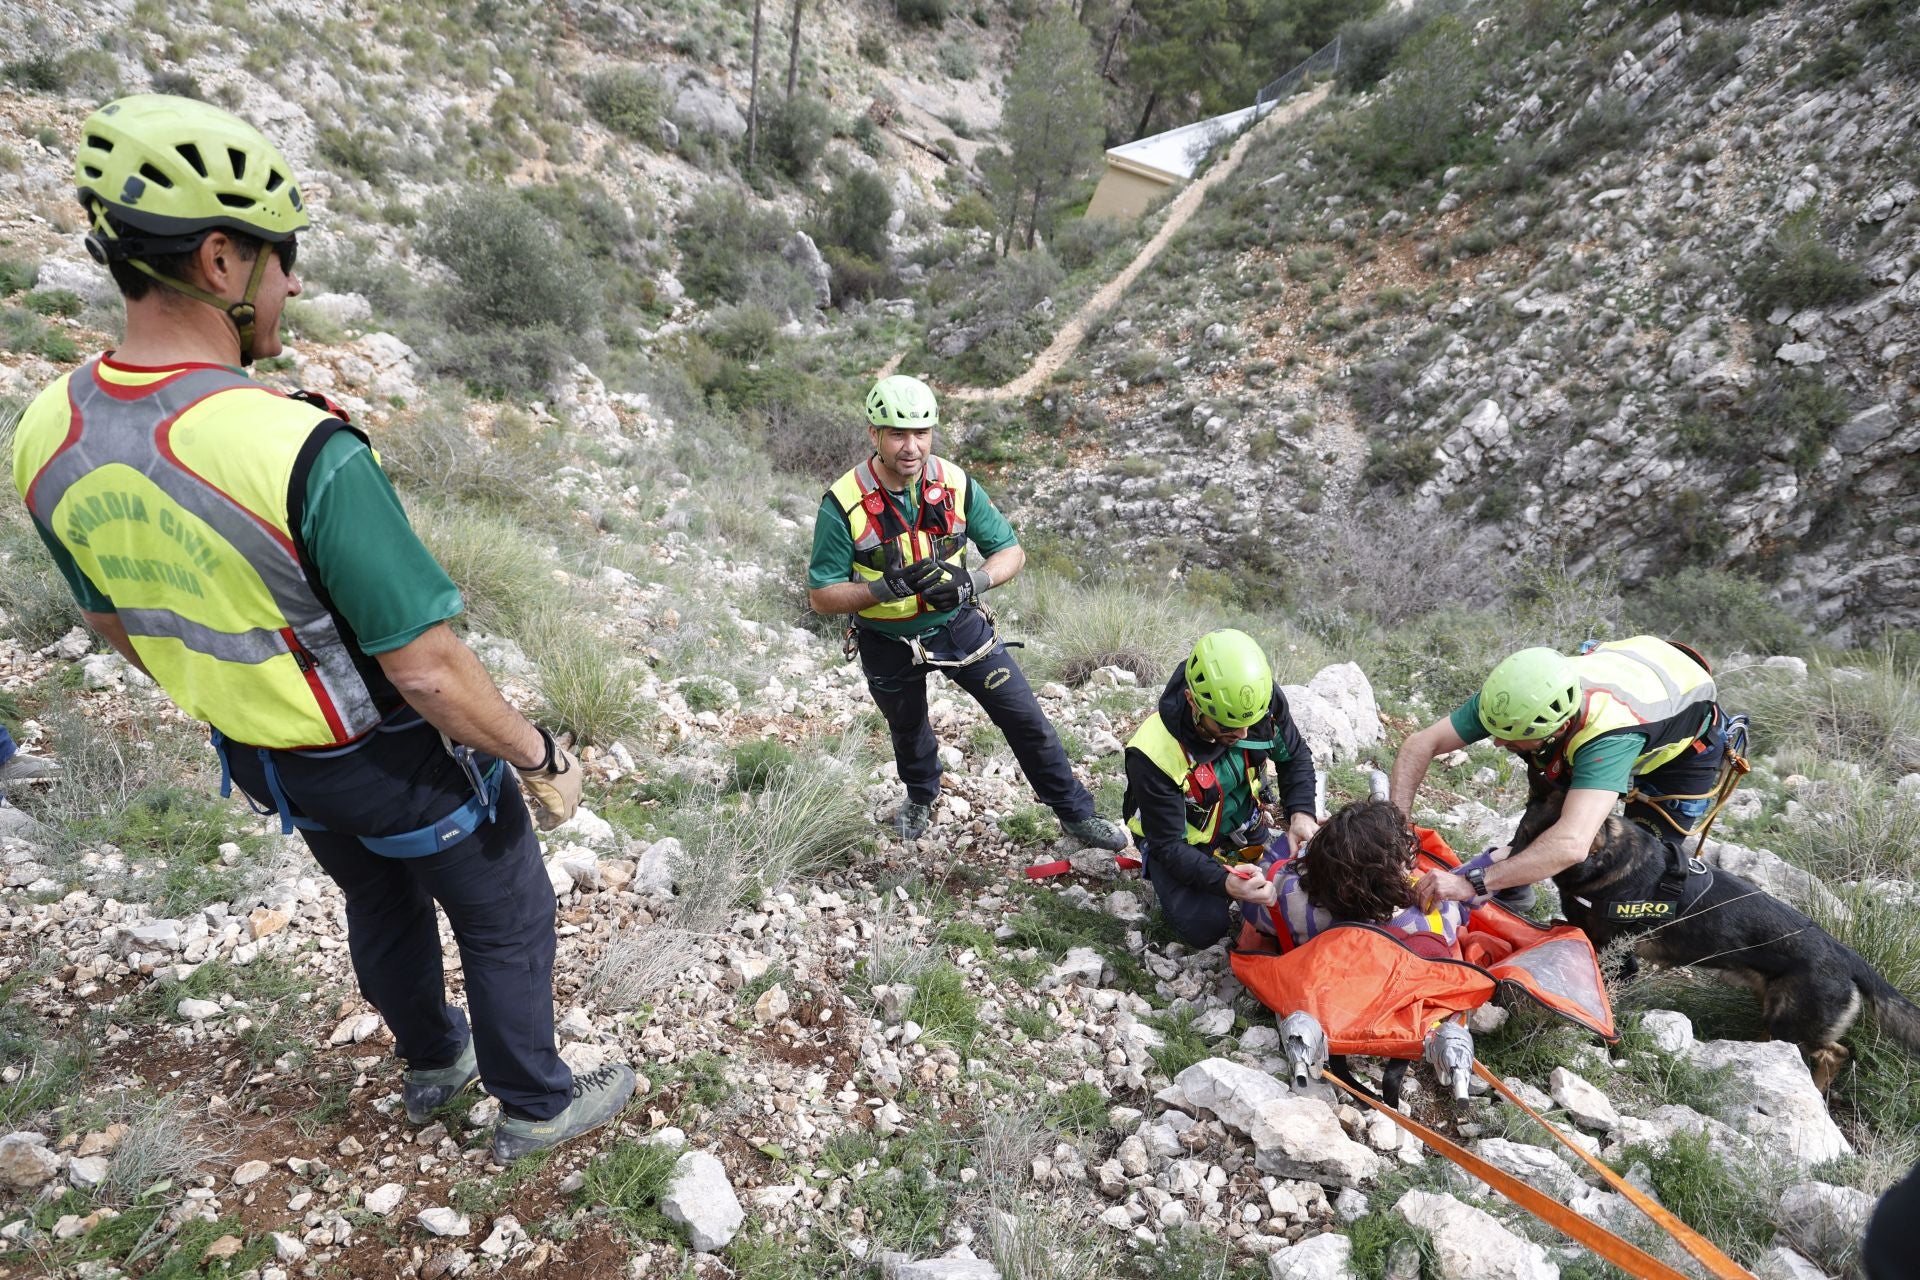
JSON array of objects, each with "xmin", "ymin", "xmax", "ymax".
[
  {"xmin": 905, "ymin": 963, "xmax": 981, "ymax": 1051},
  {"xmin": 1348, "ymin": 1209, "xmax": 1437, "ymax": 1280},
  {"xmin": 1614, "ymin": 1129, "xmax": 1776, "ymax": 1261},
  {"xmin": 1046, "ymin": 1081, "xmax": 1107, "ymax": 1136},
  {"xmin": 1144, "ymin": 1008, "xmax": 1212, "ymax": 1080},
  {"xmin": 997, "ymin": 804, "xmax": 1055, "ymax": 846}
]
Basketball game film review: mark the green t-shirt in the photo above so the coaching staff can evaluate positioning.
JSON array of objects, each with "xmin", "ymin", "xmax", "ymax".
[
  {"xmin": 32, "ymin": 430, "xmax": 461, "ymax": 656},
  {"xmin": 1449, "ymin": 692, "xmax": 1644, "ymax": 794},
  {"xmin": 807, "ymin": 466, "xmax": 1019, "ymax": 637},
  {"xmin": 1217, "ymin": 747, "xmax": 1255, "ymax": 837}
]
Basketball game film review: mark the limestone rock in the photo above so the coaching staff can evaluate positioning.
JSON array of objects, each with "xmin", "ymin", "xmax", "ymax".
[
  {"xmin": 365, "ymin": 1183, "xmax": 406, "ymax": 1217},
  {"xmin": 1249, "ymin": 1097, "xmax": 1384, "ymax": 1187},
  {"xmin": 1639, "ymin": 1009, "xmax": 1693, "ymax": 1055},
  {"xmin": 1468, "ymin": 1139, "xmax": 1582, "ymax": 1202},
  {"xmin": 1040, "ymin": 946, "xmax": 1108, "ymax": 990},
  {"xmin": 177, "ymin": 998, "xmax": 223, "ymax": 1021},
  {"xmin": 1548, "ymin": 1068, "xmax": 1619, "ymax": 1131},
  {"xmin": 1395, "ymin": 1190, "xmax": 1559, "ymax": 1280},
  {"xmin": 1176, "ymin": 1058, "xmax": 1293, "ymax": 1137},
  {"xmin": 0, "ymin": 1132, "xmax": 61, "ymax": 1192},
  {"xmin": 1687, "ymin": 1039, "xmax": 1850, "ymax": 1164},
  {"xmin": 1776, "ymin": 1181, "xmax": 1873, "ymax": 1263},
  {"xmin": 1268, "ymin": 1231, "xmax": 1353, "ymax": 1280},
  {"xmin": 417, "ymin": 1206, "xmax": 471, "ymax": 1237},
  {"xmin": 661, "ymin": 1150, "xmax": 744, "ymax": 1252}
]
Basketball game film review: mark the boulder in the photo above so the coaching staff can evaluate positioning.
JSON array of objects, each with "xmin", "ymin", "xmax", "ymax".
[
  {"xmin": 33, "ymin": 258, "xmax": 117, "ymax": 307},
  {"xmin": 1468, "ymin": 1139, "xmax": 1582, "ymax": 1202},
  {"xmin": 1638, "ymin": 1009, "xmax": 1693, "ymax": 1055},
  {"xmin": 1249, "ymin": 1097, "xmax": 1383, "ymax": 1187},
  {"xmin": 782, "ymin": 232, "xmax": 832, "ymax": 312},
  {"xmin": 1175, "ymin": 1058, "xmax": 1293, "ymax": 1137},
  {"xmin": 1754, "ymin": 1246, "xmax": 1829, "ymax": 1280},
  {"xmin": 1268, "ymin": 1231, "xmax": 1353, "ymax": 1280},
  {"xmin": 1395, "ymin": 1190, "xmax": 1559, "ymax": 1280},
  {"xmin": 303, "ymin": 292, "xmax": 373, "ymax": 328},
  {"xmin": 1548, "ymin": 1068, "xmax": 1620, "ymax": 1131},
  {"xmin": 1697, "ymin": 841, "xmax": 1848, "ymax": 920},
  {"xmin": 0, "ymin": 1132, "xmax": 61, "ymax": 1192},
  {"xmin": 671, "ymin": 76, "xmax": 747, "ymax": 140},
  {"xmin": 633, "ymin": 837, "xmax": 678, "ymax": 896},
  {"xmin": 1281, "ymin": 665, "xmax": 1382, "ymax": 764},
  {"xmin": 881, "ymin": 1253, "xmax": 1003, "ymax": 1279},
  {"xmin": 1039, "ymin": 947, "xmax": 1108, "ymax": 991},
  {"xmin": 661, "ymin": 1150, "xmax": 744, "ymax": 1251},
  {"xmin": 1775, "ymin": 1181, "xmax": 1873, "ymax": 1262},
  {"xmin": 1687, "ymin": 1039, "xmax": 1849, "ymax": 1164}
]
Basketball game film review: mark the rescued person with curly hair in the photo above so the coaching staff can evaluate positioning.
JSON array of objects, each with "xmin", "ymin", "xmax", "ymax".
[{"xmin": 1246, "ymin": 800, "xmax": 1500, "ymax": 960}]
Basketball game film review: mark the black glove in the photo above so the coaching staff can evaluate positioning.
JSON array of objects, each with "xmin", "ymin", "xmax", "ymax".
[
  {"xmin": 921, "ymin": 561, "xmax": 992, "ymax": 611},
  {"xmin": 870, "ymin": 557, "xmax": 944, "ymax": 603}
]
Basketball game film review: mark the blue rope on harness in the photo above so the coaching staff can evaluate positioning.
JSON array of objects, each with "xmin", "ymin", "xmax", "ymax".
[{"xmin": 210, "ymin": 723, "xmax": 505, "ymax": 860}]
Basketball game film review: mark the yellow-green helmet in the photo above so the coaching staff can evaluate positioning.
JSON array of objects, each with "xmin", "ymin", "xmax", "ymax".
[
  {"xmin": 1478, "ymin": 647, "xmax": 1580, "ymax": 741},
  {"xmin": 866, "ymin": 374, "xmax": 938, "ymax": 430},
  {"xmin": 75, "ymin": 94, "xmax": 308, "ymax": 260},
  {"xmin": 1185, "ymin": 629, "xmax": 1272, "ymax": 728}
]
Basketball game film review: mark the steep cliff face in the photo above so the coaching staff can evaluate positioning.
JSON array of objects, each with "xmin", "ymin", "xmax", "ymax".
[{"xmin": 1007, "ymin": 0, "xmax": 1918, "ymax": 643}]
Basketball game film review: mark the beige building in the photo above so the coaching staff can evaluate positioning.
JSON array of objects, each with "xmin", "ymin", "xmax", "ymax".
[{"xmin": 1086, "ymin": 103, "xmax": 1265, "ymax": 221}]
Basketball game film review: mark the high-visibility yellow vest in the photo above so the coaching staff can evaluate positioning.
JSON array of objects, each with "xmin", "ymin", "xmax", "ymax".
[
  {"xmin": 12, "ymin": 357, "xmax": 390, "ymax": 749},
  {"xmin": 827, "ymin": 455, "xmax": 970, "ymax": 623},
  {"xmin": 1556, "ymin": 636, "xmax": 1717, "ymax": 778},
  {"xmin": 1124, "ymin": 712, "xmax": 1266, "ymax": 848}
]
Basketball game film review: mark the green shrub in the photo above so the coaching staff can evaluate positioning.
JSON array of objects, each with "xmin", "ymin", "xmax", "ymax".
[
  {"xmin": 1051, "ymin": 217, "xmax": 1127, "ymax": 271},
  {"xmin": 1357, "ymin": 16, "xmax": 1484, "ymax": 183},
  {"xmin": 823, "ymin": 245, "xmax": 893, "ymax": 304},
  {"xmin": 1740, "ymin": 214, "xmax": 1873, "ymax": 318},
  {"xmin": 408, "ymin": 503, "xmax": 563, "ymax": 637},
  {"xmin": 898, "ymin": 0, "xmax": 949, "ymax": 26},
  {"xmin": 1539, "ymin": 93, "xmax": 1646, "ymax": 173},
  {"xmin": 674, "ymin": 187, "xmax": 813, "ymax": 312},
  {"xmin": 1337, "ymin": 7, "xmax": 1435, "ymax": 90},
  {"xmin": 2, "ymin": 53, "xmax": 66, "ymax": 91},
  {"xmin": 0, "ymin": 260, "xmax": 30, "ymax": 296},
  {"xmin": 936, "ymin": 40, "xmax": 978, "ymax": 79},
  {"xmin": 1790, "ymin": 39, "xmax": 1865, "ymax": 87},
  {"xmin": 582, "ymin": 66, "xmax": 669, "ymax": 142},
  {"xmin": 0, "ymin": 308, "xmax": 78, "ymax": 362},
  {"xmin": 579, "ymin": 1139, "xmax": 680, "ymax": 1238},
  {"xmin": 1630, "ymin": 570, "xmax": 1808, "ymax": 659},
  {"xmin": 1744, "ymin": 370, "xmax": 1852, "ymax": 469},
  {"xmin": 705, "ymin": 302, "xmax": 783, "ymax": 360},
  {"xmin": 522, "ymin": 608, "xmax": 651, "ymax": 746},
  {"xmin": 858, "ymin": 31, "xmax": 890, "ymax": 64},
  {"xmin": 731, "ymin": 738, "xmax": 802, "ymax": 792},
  {"xmin": 21, "ymin": 289, "xmax": 79, "ymax": 317},
  {"xmin": 318, "ymin": 126, "xmax": 385, "ymax": 182},
  {"xmin": 819, "ymin": 169, "xmax": 895, "ymax": 261},
  {"xmin": 1360, "ymin": 435, "xmax": 1439, "ymax": 493},
  {"xmin": 761, "ymin": 94, "xmax": 834, "ymax": 179},
  {"xmin": 944, "ymin": 192, "xmax": 999, "ymax": 232},
  {"xmin": 850, "ymin": 113, "xmax": 884, "ymax": 156}
]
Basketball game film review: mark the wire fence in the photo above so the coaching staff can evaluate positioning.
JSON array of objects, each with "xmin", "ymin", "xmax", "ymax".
[{"xmin": 1255, "ymin": 34, "xmax": 1343, "ymax": 111}]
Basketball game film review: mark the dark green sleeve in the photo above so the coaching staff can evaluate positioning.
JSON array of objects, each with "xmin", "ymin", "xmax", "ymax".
[
  {"xmin": 1450, "ymin": 694, "xmax": 1490, "ymax": 745},
  {"xmin": 808, "ymin": 494, "xmax": 856, "ymax": 590},
  {"xmin": 29, "ymin": 517, "xmax": 114, "ymax": 612},
  {"xmin": 964, "ymin": 480, "xmax": 1018, "ymax": 557},
  {"xmin": 300, "ymin": 432, "xmax": 463, "ymax": 655},
  {"xmin": 1568, "ymin": 733, "xmax": 1644, "ymax": 793}
]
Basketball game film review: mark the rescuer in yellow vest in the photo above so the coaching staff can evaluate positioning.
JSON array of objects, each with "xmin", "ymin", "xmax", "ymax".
[
  {"xmin": 1390, "ymin": 637, "xmax": 1726, "ymax": 914},
  {"xmin": 1122, "ymin": 629, "xmax": 1320, "ymax": 947},
  {"xmin": 807, "ymin": 375, "xmax": 1128, "ymax": 848},
  {"xmin": 9, "ymin": 95, "xmax": 632, "ymax": 1160}
]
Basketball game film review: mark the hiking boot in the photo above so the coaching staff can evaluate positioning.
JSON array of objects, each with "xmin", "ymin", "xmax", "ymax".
[
  {"xmin": 0, "ymin": 754, "xmax": 58, "ymax": 784},
  {"xmin": 893, "ymin": 801, "xmax": 933, "ymax": 841},
  {"xmin": 402, "ymin": 1034, "xmax": 480, "ymax": 1124},
  {"xmin": 1060, "ymin": 815, "xmax": 1129, "ymax": 851},
  {"xmin": 490, "ymin": 1062, "xmax": 637, "ymax": 1163},
  {"xmin": 1493, "ymin": 883, "xmax": 1536, "ymax": 914}
]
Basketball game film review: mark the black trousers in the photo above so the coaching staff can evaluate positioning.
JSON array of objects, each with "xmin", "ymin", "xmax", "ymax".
[
  {"xmin": 856, "ymin": 606, "xmax": 1093, "ymax": 820},
  {"xmin": 1140, "ymin": 839, "xmax": 1236, "ymax": 949},
  {"xmin": 224, "ymin": 716, "xmax": 571, "ymax": 1120}
]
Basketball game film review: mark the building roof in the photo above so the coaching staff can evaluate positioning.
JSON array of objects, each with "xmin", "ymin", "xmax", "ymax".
[{"xmin": 1104, "ymin": 103, "xmax": 1266, "ymax": 181}]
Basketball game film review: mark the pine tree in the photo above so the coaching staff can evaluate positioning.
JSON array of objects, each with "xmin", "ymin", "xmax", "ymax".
[{"xmin": 993, "ymin": 6, "xmax": 1106, "ymax": 252}]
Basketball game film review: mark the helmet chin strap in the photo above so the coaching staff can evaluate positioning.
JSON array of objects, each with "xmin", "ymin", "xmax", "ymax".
[{"xmin": 123, "ymin": 250, "xmax": 271, "ymax": 366}]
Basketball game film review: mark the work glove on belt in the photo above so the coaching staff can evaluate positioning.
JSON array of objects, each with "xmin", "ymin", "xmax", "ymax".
[
  {"xmin": 518, "ymin": 727, "xmax": 582, "ymax": 831},
  {"xmin": 869, "ymin": 557, "xmax": 944, "ymax": 603},
  {"xmin": 920, "ymin": 559, "xmax": 991, "ymax": 612}
]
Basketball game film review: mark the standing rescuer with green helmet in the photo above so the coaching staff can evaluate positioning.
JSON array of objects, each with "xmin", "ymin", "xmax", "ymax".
[
  {"xmin": 11, "ymin": 95, "xmax": 634, "ymax": 1160},
  {"xmin": 1123, "ymin": 629, "xmax": 1320, "ymax": 948},
  {"xmin": 1391, "ymin": 636, "xmax": 1725, "ymax": 914},
  {"xmin": 808, "ymin": 375, "xmax": 1127, "ymax": 848}
]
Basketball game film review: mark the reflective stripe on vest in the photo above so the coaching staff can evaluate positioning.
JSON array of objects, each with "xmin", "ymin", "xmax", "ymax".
[
  {"xmin": 1124, "ymin": 712, "xmax": 1263, "ymax": 847},
  {"xmin": 16, "ymin": 359, "xmax": 383, "ymax": 748},
  {"xmin": 829, "ymin": 455, "xmax": 971, "ymax": 623},
  {"xmin": 1560, "ymin": 637, "xmax": 1717, "ymax": 778}
]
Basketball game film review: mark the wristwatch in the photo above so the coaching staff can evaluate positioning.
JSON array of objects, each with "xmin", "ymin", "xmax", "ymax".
[{"xmin": 1463, "ymin": 866, "xmax": 1489, "ymax": 898}]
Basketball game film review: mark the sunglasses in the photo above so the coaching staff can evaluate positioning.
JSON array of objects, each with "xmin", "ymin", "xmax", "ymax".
[{"xmin": 273, "ymin": 234, "xmax": 298, "ymax": 274}]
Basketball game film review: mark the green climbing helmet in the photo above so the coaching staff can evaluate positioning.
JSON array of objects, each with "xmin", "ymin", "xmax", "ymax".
[
  {"xmin": 1478, "ymin": 647, "xmax": 1581, "ymax": 742},
  {"xmin": 1185, "ymin": 629, "xmax": 1273, "ymax": 729},
  {"xmin": 866, "ymin": 375, "xmax": 939, "ymax": 430},
  {"xmin": 75, "ymin": 94, "xmax": 308, "ymax": 260}
]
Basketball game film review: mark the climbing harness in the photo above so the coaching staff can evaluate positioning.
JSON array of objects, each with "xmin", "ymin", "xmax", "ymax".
[
  {"xmin": 845, "ymin": 603, "xmax": 1009, "ymax": 669},
  {"xmin": 1322, "ymin": 1068, "xmax": 1755, "ymax": 1280},
  {"xmin": 1625, "ymin": 711, "xmax": 1753, "ymax": 850},
  {"xmin": 212, "ymin": 709, "xmax": 504, "ymax": 859}
]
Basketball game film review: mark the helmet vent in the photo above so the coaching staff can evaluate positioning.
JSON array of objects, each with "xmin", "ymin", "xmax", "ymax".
[
  {"xmin": 81, "ymin": 164, "xmax": 103, "ymax": 180},
  {"xmin": 228, "ymin": 147, "xmax": 247, "ymax": 179},
  {"xmin": 138, "ymin": 162, "xmax": 173, "ymax": 189},
  {"xmin": 264, "ymin": 169, "xmax": 284, "ymax": 192},
  {"xmin": 175, "ymin": 142, "xmax": 207, "ymax": 178},
  {"xmin": 216, "ymin": 192, "xmax": 255, "ymax": 208},
  {"xmin": 86, "ymin": 133, "xmax": 113, "ymax": 153}
]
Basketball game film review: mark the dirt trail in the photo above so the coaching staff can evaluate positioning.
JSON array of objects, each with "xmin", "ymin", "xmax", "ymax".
[{"xmin": 948, "ymin": 83, "xmax": 1332, "ymax": 403}]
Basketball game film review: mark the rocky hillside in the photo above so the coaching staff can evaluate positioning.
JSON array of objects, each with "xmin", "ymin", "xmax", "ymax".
[
  {"xmin": 0, "ymin": 0, "xmax": 1918, "ymax": 1277},
  {"xmin": 1008, "ymin": 0, "xmax": 1919, "ymax": 645}
]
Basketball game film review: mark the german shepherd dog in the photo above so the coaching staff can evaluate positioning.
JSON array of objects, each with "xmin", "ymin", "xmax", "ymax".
[{"xmin": 1512, "ymin": 770, "xmax": 1920, "ymax": 1090}]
